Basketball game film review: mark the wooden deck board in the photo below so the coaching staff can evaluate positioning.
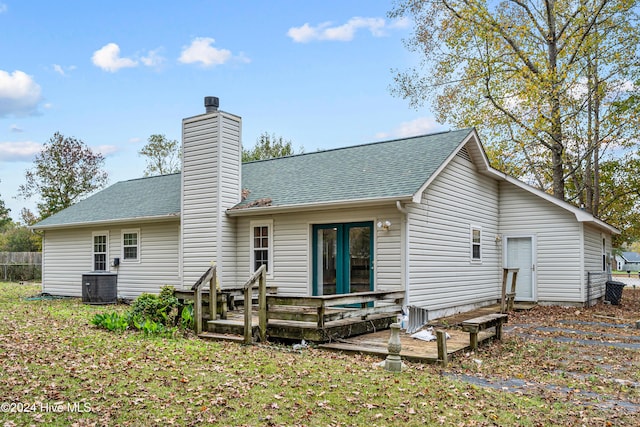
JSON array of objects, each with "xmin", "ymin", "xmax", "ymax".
[{"xmin": 319, "ymin": 329, "xmax": 495, "ymax": 363}]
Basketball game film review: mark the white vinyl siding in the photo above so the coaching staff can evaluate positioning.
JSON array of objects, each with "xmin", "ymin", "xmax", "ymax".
[
  {"xmin": 232, "ymin": 206, "xmax": 403, "ymax": 297},
  {"xmin": 181, "ymin": 111, "xmax": 241, "ymax": 288},
  {"xmin": 583, "ymin": 225, "xmax": 610, "ymax": 301},
  {"xmin": 499, "ymin": 181, "xmax": 583, "ymax": 303},
  {"xmin": 407, "ymin": 152, "xmax": 500, "ymax": 317},
  {"xmin": 41, "ymin": 220, "xmax": 180, "ymax": 298}
]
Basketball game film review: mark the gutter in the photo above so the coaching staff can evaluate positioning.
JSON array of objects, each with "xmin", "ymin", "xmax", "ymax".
[
  {"xmin": 226, "ymin": 195, "xmax": 413, "ymax": 217},
  {"xmin": 31, "ymin": 213, "xmax": 180, "ymax": 231},
  {"xmin": 396, "ymin": 200, "xmax": 410, "ymax": 307}
]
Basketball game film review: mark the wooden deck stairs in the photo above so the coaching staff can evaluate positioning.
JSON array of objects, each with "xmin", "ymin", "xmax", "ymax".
[{"xmin": 176, "ymin": 265, "xmax": 405, "ymax": 343}]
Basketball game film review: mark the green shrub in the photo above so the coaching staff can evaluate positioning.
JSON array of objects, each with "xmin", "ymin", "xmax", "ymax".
[
  {"xmin": 92, "ymin": 285, "xmax": 186, "ymax": 338},
  {"xmin": 129, "ymin": 285, "xmax": 180, "ymax": 326},
  {"xmin": 91, "ymin": 312, "xmax": 129, "ymax": 332}
]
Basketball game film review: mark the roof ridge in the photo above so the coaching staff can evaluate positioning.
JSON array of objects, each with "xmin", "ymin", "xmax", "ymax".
[
  {"xmin": 243, "ymin": 128, "xmax": 472, "ymax": 165},
  {"xmin": 118, "ymin": 172, "xmax": 181, "ymax": 183}
]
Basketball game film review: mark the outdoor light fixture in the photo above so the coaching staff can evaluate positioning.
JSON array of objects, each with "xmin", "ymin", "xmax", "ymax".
[{"xmin": 377, "ymin": 220, "xmax": 392, "ymax": 231}]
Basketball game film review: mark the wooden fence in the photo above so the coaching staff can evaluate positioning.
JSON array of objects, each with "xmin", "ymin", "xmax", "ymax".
[{"xmin": 0, "ymin": 252, "xmax": 42, "ymax": 281}]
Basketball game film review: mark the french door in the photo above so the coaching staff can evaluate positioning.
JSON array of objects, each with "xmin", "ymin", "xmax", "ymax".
[{"xmin": 313, "ymin": 222, "xmax": 373, "ymax": 296}]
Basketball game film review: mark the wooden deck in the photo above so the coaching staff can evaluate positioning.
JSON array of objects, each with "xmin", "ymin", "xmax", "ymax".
[
  {"xmin": 177, "ymin": 267, "xmax": 405, "ymax": 343},
  {"xmin": 181, "ymin": 266, "xmax": 535, "ymax": 362},
  {"xmin": 198, "ymin": 309, "xmax": 398, "ymax": 342},
  {"xmin": 319, "ymin": 303, "xmax": 535, "ymax": 363}
]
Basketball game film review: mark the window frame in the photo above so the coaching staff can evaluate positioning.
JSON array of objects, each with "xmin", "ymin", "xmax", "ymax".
[
  {"xmin": 470, "ymin": 225, "xmax": 482, "ymax": 263},
  {"xmin": 122, "ymin": 229, "xmax": 140, "ymax": 263},
  {"xmin": 249, "ymin": 220, "xmax": 273, "ymax": 278},
  {"xmin": 92, "ymin": 231, "xmax": 109, "ymax": 271}
]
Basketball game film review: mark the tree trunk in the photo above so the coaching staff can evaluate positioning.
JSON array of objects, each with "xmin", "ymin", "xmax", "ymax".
[{"xmin": 546, "ymin": 0, "xmax": 565, "ymax": 200}]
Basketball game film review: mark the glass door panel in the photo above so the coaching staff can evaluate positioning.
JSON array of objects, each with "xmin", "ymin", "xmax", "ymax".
[
  {"xmin": 316, "ymin": 227, "xmax": 338, "ymax": 296},
  {"xmin": 348, "ymin": 226, "xmax": 371, "ymax": 293}
]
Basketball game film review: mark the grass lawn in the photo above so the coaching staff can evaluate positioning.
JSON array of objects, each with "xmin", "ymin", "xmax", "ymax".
[{"xmin": 1, "ymin": 282, "xmax": 638, "ymax": 426}]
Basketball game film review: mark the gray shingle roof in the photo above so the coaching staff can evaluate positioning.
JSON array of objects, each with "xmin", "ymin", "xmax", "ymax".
[
  {"xmin": 238, "ymin": 129, "xmax": 471, "ymax": 208},
  {"xmin": 33, "ymin": 130, "xmax": 472, "ymax": 227},
  {"xmin": 622, "ymin": 252, "xmax": 640, "ymax": 263},
  {"xmin": 33, "ymin": 173, "xmax": 181, "ymax": 228}
]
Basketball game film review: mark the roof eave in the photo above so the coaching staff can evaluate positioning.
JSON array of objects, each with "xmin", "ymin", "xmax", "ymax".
[
  {"xmin": 226, "ymin": 195, "xmax": 413, "ymax": 217},
  {"xmin": 31, "ymin": 212, "xmax": 181, "ymax": 231}
]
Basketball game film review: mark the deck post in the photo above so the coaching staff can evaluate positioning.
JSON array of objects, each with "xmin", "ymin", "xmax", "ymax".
[
  {"xmin": 258, "ymin": 269, "xmax": 267, "ymax": 342},
  {"xmin": 384, "ymin": 323, "xmax": 403, "ymax": 372},
  {"xmin": 317, "ymin": 304, "xmax": 325, "ymax": 328},
  {"xmin": 209, "ymin": 266, "xmax": 217, "ymax": 321},
  {"xmin": 194, "ymin": 286, "xmax": 202, "ymax": 334},
  {"xmin": 244, "ymin": 285, "xmax": 252, "ymax": 344},
  {"xmin": 436, "ymin": 330, "xmax": 448, "ymax": 367}
]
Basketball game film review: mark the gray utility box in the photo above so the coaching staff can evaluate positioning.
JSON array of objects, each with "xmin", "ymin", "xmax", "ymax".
[{"xmin": 82, "ymin": 272, "xmax": 118, "ymax": 304}]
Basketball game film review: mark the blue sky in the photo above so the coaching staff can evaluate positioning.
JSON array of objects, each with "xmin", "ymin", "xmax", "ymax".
[{"xmin": 0, "ymin": 1, "xmax": 446, "ymax": 221}]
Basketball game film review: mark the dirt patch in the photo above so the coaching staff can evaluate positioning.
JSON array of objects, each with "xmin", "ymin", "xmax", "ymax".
[{"xmin": 445, "ymin": 288, "xmax": 640, "ymax": 415}]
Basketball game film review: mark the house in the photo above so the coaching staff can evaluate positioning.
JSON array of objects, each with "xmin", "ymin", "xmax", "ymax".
[
  {"xmin": 32, "ymin": 97, "xmax": 619, "ymax": 320},
  {"xmin": 615, "ymin": 252, "xmax": 640, "ymax": 272}
]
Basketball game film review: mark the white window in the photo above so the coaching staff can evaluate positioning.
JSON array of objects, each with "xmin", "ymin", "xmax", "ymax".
[
  {"xmin": 122, "ymin": 229, "xmax": 140, "ymax": 262},
  {"xmin": 250, "ymin": 220, "xmax": 272, "ymax": 276},
  {"xmin": 470, "ymin": 226, "xmax": 482, "ymax": 262},
  {"xmin": 92, "ymin": 232, "xmax": 108, "ymax": 271}
]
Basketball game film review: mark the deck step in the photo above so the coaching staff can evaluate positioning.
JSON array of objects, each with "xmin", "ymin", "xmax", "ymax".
[
  {"xmin": 207, "ymin": 318, "xmax": 259, "ymax": 336},
  {"xmin": 198, "ymin": 331, "xmax": 246, "ymax": 343}
]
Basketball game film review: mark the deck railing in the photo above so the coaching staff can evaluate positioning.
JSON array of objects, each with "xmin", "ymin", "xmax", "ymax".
[
  {"xmin": 242, "ymin": 264, "xmax": 267, "ymax": 343},
  {"xmin": 265, "ymin": 291, "xmax": 405, "ymax": 329},
  {"xmin": 192, "ymin": 265, "xmax": 217, "ymax": 334}
]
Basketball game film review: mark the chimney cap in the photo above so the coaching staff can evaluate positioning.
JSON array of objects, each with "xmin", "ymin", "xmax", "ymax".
[{"xmin": 204, "ymin": 96, "xmax": 219, "ymax": 112}]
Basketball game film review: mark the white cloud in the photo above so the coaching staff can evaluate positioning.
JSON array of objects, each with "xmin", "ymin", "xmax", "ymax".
[
  {"xmin": 0, "ymin": 3, "xmax": 7, "ymax": 14},
  {"xmin": 141, "ymin": 48, "xmax": 166, "ymax": 67},
  {"xmin": 94, "ymin": 144, "xmax": 119, "ymax": 156},
  {"xmin": 376, "ymin": 117, "xmax": 444, "ymax": 139},
  {"xmin": 128, "ymin": 137, "xmax": 142, "ymax": 144},
  {"xmin": 0, "ymin": 70, "xmax": 42, "ymax": 117},
  {"xmin": 52, "ymin": 64, "xmax": 76, "ymax": 76},
  {"xmin": 92, "ymin": 43, "xmax": 138, "ymax": 72},
  {"xmin": 9, "ymin": 124, "xmax": 23, "ymax": 133},
  {"xmin": 178, "ymin": 37, "xmax": 232, "ymax": 67},
  {"xmin": 389, "ymin": 17, "xmax": 411, "ymax": 30},
  {"xmin": 0, "ymin": 141, "xmax": 42, "ymax": 162},
  {"xmin": 288, "ymin": 17, "xmax": 387, "ymax": 43}
]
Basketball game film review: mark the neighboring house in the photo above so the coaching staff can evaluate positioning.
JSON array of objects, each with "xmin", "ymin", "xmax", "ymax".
[
  {"xmin": 615, "ymin": 252, "xmax": 640, "ymax": 271},
  {"xmin": 32, "ymin": 98, "xmax": 619, "ymax": 320}
]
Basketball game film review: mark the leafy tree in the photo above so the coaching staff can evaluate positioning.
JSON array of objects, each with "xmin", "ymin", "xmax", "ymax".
[
  {"xmin": 18, "ymin": 132, "xmax": 108, "ymax": 219},
  {"xmin": 0, "ymin": 187, "xmax": 10, "ymax": 232},
  {"xmin": 0, "ymin": 224, "xmax": 41, "ymax": 252},
  {"xmin": 139, "ymin": 134, "xmax": 181, "ymax": 176},
  {"xmin": 19, "ymin": 208, "xmax": 38, "ymax": 227},
  {"xmin": 242, "ymin": 132, "xmax": 302, "ymax": 162},
  {"xmin": 390, "ymin": 0, "xmax": 639, "ymax": 208}
]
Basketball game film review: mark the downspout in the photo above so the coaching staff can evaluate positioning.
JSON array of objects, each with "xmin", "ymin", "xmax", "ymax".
[{"xmin": 396, "ymin": 201, "xmax": 410, "ymax": 307}]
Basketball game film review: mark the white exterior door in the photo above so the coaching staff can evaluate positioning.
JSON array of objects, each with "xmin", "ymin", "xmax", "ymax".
[{"xmin": 505, "ymin": 236, "xmax": 535, "ymax": 301}]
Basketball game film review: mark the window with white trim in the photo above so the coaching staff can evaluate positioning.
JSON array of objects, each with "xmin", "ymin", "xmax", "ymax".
[
  {"xmin": 250, "ymin": 221, "xmax": 272, "ymax": 275},
  {"xmin": 93, "ymin": 232, "xmax": 108, "ymax": 271},
  {"xmin": 470, "ymin": 226, "xmax": 482, "ymax": 262},
  {"xmin": 122, "ymin": 229, "xmax": 140, "ymax": 262}
]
